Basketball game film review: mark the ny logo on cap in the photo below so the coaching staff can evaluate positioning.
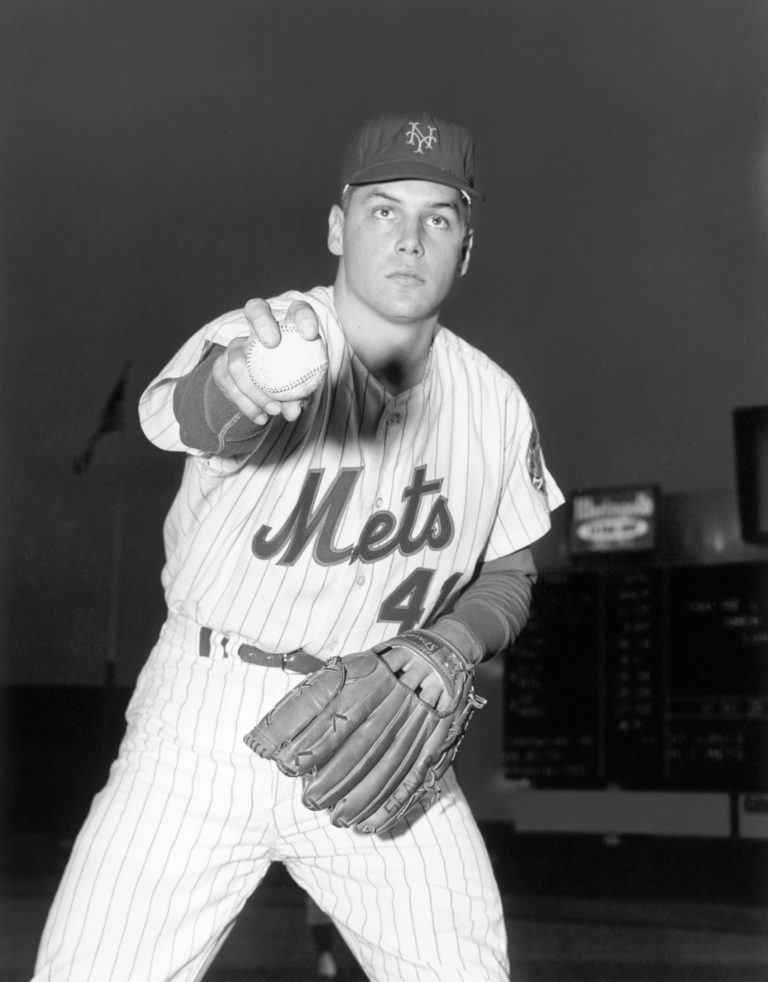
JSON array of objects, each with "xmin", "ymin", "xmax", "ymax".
[{"xmin": 406, "ymin": 121, "xmax": 437, "ymax": 154}]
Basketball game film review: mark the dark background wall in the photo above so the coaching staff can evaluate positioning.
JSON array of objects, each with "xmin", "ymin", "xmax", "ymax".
[{"xmin": 2, "ymin": 0, "xmax": 767, "ymax": 689}]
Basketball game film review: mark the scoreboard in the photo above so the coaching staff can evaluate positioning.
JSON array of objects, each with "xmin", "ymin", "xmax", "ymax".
[{"xmin": 503, "ymin": 562, "xmax": 768, "ymax": 791}]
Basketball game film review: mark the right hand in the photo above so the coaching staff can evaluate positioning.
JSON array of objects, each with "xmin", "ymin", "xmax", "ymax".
[{"xmin": 211, "ymin": 298, "xmax": 321, "ymax": 425}]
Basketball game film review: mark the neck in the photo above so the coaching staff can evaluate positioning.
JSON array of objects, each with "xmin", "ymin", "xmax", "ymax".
[{"xmin": 332, "ymin": 280, "xmax": 438, "ymax": 395}]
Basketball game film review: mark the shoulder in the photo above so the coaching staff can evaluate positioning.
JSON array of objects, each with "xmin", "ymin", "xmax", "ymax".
[{"xmin": 434, "ymin": 325, "xmax": 525, "ymax": 399}]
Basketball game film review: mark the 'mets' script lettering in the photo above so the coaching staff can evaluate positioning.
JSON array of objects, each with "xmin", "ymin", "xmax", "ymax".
[{"xmin": 252, "ymin": 466, "xmax": 454, "ymax": 566}]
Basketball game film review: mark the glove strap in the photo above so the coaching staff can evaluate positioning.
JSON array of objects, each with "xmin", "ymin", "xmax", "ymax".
[{"xmin": 426, "ymin": 616, "xmax": 484, "ymax": 666}]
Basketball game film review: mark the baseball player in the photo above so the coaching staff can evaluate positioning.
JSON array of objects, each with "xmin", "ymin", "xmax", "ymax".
[{"xmin": 33, "ymin": 112, "xmax": 563, "ymax": 982}]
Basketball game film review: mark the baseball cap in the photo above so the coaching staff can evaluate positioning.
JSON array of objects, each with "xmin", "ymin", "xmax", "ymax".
[{"xmin": 340, "ymin": 112, "xmax": 483, "ymax": 201}]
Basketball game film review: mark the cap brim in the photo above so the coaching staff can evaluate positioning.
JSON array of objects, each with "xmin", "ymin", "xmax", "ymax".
[{"xmin": 345, "ymin": 159, "xmax": 484, "ymax": 201}]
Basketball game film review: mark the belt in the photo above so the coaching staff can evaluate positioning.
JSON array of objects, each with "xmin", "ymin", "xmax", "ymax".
[{"xmin": 198, "ymin": 626, "xmax": 325, "ymax": 675}]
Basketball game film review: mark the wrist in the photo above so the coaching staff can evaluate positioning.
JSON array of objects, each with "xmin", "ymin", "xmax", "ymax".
[{"xmin": 426, "ymin": 616, "xmax": 484, "ymax": 667}]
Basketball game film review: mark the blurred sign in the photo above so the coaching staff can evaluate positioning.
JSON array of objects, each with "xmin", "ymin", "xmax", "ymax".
[
  {"xmin": 568, "ymin": 485, "xmax": 659, "ymax": 557},
  {"xmin": 738, "ymin": 794, "xmax": 768, "ymax": 839}
]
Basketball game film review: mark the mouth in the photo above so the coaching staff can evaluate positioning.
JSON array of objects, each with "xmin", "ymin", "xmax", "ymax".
[{"xmin": 387, "ymin": 270, "xmax": 425, "ymax": 286}]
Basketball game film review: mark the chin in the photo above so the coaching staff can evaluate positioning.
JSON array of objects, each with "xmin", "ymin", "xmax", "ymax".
[
  {"xmin": 384, "ymin": 304, "xmax": 436, "ymax": 325},
  {"xmin": 381, "ymin": 292, "xmax": 441, "ymax": 324}
]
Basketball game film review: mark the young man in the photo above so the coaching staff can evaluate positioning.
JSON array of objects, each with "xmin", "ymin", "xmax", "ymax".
[{"xmin": 33, "ymin": 112, "xmax": 563, "ymax": 982}]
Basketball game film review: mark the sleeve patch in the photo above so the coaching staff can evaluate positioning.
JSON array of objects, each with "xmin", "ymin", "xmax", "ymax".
[{"xmin": 526, "ymin": 415, "xmax": 547, "ymax": 495}]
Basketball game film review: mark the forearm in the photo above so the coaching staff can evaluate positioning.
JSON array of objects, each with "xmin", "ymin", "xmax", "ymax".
[
  {"xmin": 430, "ymin": 549, "xmax": 536, "ymax": 663},
  {"xmin": 172, "ymin": 343, "xmax": 266, "ymax": 455}
]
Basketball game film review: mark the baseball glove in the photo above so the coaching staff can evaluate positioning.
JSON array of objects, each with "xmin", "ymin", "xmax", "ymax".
[{"xmin": 243, "ymin": 629, "xmax": 486, "ymax": 834}]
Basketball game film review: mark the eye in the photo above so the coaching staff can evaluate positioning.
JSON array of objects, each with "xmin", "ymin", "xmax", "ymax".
[
  {"xmin": 373, "ymin": 206, "xmax": 394, "ymax": 219},
  {"xmin": 426, "ymin": 214, "xmax": 450, "ymax": 229}
]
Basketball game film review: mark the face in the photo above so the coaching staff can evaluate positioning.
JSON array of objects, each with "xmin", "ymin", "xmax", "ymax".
[{"xmin": 327, "ymin": 180, "xmax": 472, "ymax": 327}]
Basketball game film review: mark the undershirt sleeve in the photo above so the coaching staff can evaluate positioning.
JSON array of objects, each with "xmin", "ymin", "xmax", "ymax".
[
  {"xmin": 431, "ymin": 548, "xmax": 537, "ymax": 663},
  {"xmin": 172, "ymin": 343, "xmax": 267, "ymax": 455}
]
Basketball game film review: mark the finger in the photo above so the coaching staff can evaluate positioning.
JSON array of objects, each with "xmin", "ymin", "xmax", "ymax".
[
  {"xmin": 279, "ymin": 400, "xmax": 305, "ymax": 422},
  {"xmin": 218, "ymin": 385, "xmax": 270, "ymax": 424},
  {"xmin": 380, "ymin": 647, "xmax": 411, "ymax": 674},
  {"xmin": 380, "ymin": 648, "xmax": 445, "ymax": 707},
  {"xmin": 380, "ymin": 645, "xmax": 432, "ymax": 679},
  {"xmin": 415, "ymin": 674, "xmax": 445, "ymax": 708},
  {"xmin": 287, "ymin": 300, "xmax": 320, "ymax": 341},
  {"xmin": 244, "ymin": 298, "xmax": 281, "ymax": 348},
  {"xmin": 399, "ymin": 665, "xmax": 444, "ymax": 708}
]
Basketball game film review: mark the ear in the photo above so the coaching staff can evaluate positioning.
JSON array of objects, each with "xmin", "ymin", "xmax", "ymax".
[
  {"xmin": 327, "ymin": 204, "xmax": 344, "ymax": 257},
  {"xmin": 458, "ymin": 229, "xmax": 473, "ymax": 277}
]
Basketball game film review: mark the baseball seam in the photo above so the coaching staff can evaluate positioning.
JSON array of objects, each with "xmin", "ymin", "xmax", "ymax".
[
  {"xmin": 257, "ymin": 370, "xmax": 326, "ymax": 394},
  {"xmin": 246, "ymin": 323, "xmax": 327, "ymax": 394}
]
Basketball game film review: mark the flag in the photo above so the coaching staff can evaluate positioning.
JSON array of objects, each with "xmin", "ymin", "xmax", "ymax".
[{"xmin": 73, "ymin": 361, "xmax": 131, "ymax": 474}]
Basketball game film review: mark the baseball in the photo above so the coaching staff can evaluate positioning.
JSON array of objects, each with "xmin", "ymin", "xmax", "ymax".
[{"xmin": 245, "ymin": 323, "xmax": 328, "ymax": 401}]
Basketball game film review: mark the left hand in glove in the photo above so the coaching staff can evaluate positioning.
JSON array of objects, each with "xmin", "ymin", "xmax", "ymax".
[{"xmin": 243, "ymin": 627, "xmax": 486, "ymax": 834}]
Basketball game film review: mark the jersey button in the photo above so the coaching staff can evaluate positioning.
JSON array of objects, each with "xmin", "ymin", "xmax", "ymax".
[
  {"xmin": 356, "ymin": 574, "xmax": 366, "ymax": 586},
  {"xmin": 386, "ymin": 413, "xmax": 402, "ymax": 426},
  {"xmin": 375, "ymin": 496, "xmax": 384, "ymax": 508}
]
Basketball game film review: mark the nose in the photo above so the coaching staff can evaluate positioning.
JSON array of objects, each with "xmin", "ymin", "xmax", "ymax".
[{"xmin": 396, "ymin": 218, "xmax": 424, "ymax": 257}]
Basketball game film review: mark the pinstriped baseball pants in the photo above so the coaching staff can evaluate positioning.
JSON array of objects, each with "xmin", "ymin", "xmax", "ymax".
[{"xmin": 32, "ymin": 614, "xmax": 510, "ymax": 982}]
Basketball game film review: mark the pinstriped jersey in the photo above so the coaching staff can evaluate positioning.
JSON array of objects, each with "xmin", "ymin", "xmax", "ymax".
[{"xmin": 139, "ymin": 285, "xmax": 563, "ymax": 656}]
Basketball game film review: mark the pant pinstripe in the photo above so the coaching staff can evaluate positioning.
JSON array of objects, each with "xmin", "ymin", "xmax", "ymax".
[{"xmin": 33, "ymin": 614, "xmax": 510, "ymax": 982}]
